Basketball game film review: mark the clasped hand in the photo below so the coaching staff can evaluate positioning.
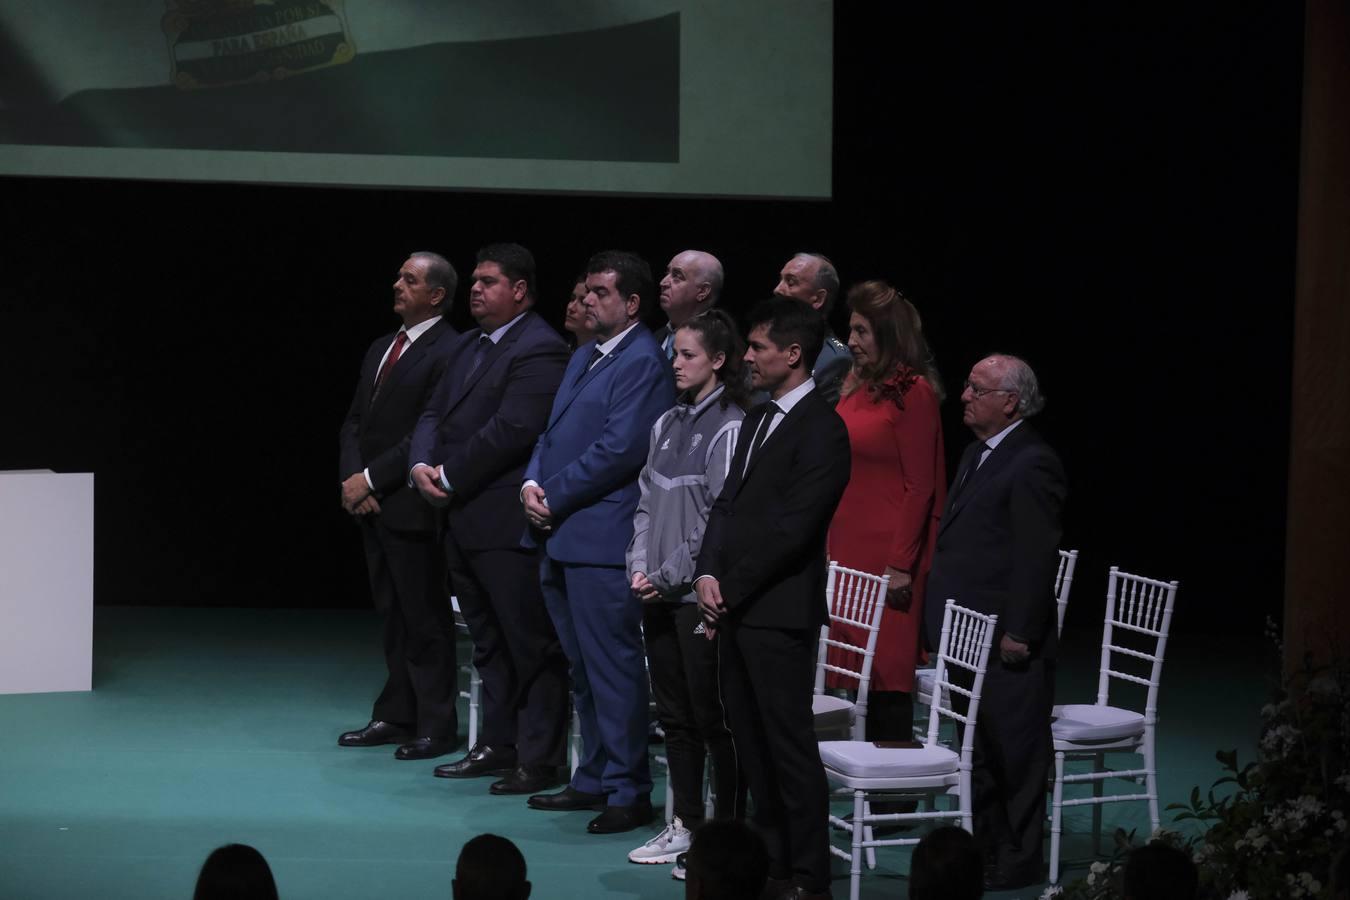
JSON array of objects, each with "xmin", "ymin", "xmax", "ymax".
[
  {"xmin": 630, "ymin": 572, "xmax": 661, "ymax": 602},
  {"xmin": 999, "ymin": 634, "xmax": 1030, "ymax": 665},
  {"xmin": 411, "ymin": 464, "xmax": 451, "ymax": 507},
  {"xmin": 884, "ymin": 566, "xmax": 913, "ymax": 611},
  {"xmin": 694, "ymin": 577, "xmax": 725, "ymax": 641},
  {"xmin": 340, "ymin": 473, "xmax": 381, "ymax": 516},
  {"xmin": 521, "ymin": 485, "xmax": 553, "ymax": 531}
]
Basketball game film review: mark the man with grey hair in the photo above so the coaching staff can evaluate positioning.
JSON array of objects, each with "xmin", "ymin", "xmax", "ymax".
[
  {"xmin": 924, "ymin": 352, "xmax": 1066, "ymax": 892},
  {"xmin": 653, "ymin": 250, "xmax": 724, "ymax": 358},
  {"xmin": 773, "ymin": 252, "xmax": 850, "ymax": 405},
  {"xmin": 337, "ymin": 251, "xmax": 463, "ymax": 761}
]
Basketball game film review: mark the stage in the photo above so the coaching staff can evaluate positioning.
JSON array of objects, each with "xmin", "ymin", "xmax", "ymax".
[{"xmin": 0, "ymin": 606, "xmax": 1263, "ymax": 899}]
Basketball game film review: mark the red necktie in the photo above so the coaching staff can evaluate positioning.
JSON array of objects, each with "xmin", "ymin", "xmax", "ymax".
[{"xmin": 372, "ymin": 331, "xmax": 408, "ymax": 400}]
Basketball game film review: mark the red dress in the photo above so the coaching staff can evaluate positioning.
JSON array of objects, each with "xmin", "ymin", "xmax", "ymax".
[{"xmin": 826, "ymin": 368, "xmax": 946, "ymax": 693}]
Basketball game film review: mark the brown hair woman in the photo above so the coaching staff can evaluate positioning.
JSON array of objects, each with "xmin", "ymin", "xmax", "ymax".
[{"xmin": 825, "ymin": 280, "xmax": 946, "ymax": 739}]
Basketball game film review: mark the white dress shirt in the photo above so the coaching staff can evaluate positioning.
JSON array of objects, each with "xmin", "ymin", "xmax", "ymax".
[
  {"xmin": 978, "ymin": 418, "xmax": 1023, "ymax": 468},
  {"xmin": 591, "ymin": 319, "xmax": 643, "ymax": 366},
  {"xmin": 742, "ymin": 377, "xmax": 816, "ymax": 474}
]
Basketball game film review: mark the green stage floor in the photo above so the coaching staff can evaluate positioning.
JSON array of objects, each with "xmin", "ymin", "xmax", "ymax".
[{"xmin": 0, "ymin": 607, "xmax": 1264, "ymax": 900}]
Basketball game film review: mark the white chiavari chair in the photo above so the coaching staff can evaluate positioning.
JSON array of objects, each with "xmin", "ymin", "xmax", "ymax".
[{"xmin": 1048, "ymin": 566, "xmax": 1179, "ymax": 883}]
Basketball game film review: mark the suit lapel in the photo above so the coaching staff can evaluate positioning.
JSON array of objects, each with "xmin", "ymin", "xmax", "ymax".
[
  {"xmin": 722, "ymin": 404, "xmax": 768, "ymax": 500},
  {"xmin": 546, "ymin": 326, "xmax": 642, "ymax": 428},
  {"xmin": 370, "ymin": 320, "xmax": 443, "ymax": 413},
  {"xmin": 939, "ymin": 423, "xmax": 1035, "ymax": 534},
  {"xmin": 738, "ymin": 393, "xmax": 812, "ymax": 488},
  {"xmin": 438, "ymin": 314, "xmax": 531, "ymax": 420}
]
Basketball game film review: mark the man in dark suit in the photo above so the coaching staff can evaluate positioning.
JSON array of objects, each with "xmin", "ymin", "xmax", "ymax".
[
  {"xmin": 520, "ymin": 250, "xmax": 675, "ymax": 834},
  {"xmin": 337, "ymin": 251, "xmax": 462, "ymax": 760},
  {"xmin": 924, "ymin": 353, "xmax": 1067, "ymax": 892},
  {"xmin": 408, "ymin": 243, "xmax": 571, "ymax": 795},
  {"xmin": 772, "ymin": 252, "xmax": 851, "ymax": 406},
  {"xmin": 694, "ymin": 297, "xmax": 852, "ymax": 900}
]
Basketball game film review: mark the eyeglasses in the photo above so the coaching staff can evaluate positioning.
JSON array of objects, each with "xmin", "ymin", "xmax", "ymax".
[{"xmin": 963, "ymin": 379, "xmax": 1013, "ymax": 399}]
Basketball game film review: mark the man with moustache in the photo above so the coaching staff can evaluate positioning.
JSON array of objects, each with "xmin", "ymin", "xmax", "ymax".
[
  {"xmin": 521, "ymin": 250, "xmax": 675, "ymax": 834},
  {"xmin": 337, "ymin": 251, "xmax": 462, "ymax": 760},
  {"xmin": 773, "ymin": 252, "xmax": 851, "ymax": 406},
  {"xmin": 651, "ymin": 250, "xmax": 724, "ymax": 359},
  {"xmin": 924, "ymin": 353, "xmax": 1066, "ymax": 891},
  {"xmin": 694, "ymin": 297, "xmax": 851, "ymax": 900},
  {"xmin": 409, "ymin": 243, "xmax": 571, "ymax": 795}
]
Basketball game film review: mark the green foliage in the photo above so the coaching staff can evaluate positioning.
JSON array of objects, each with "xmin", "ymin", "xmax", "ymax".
[{"xmin": 1043, "ymin": 645, "xmax": 1349, "ymax": 900}]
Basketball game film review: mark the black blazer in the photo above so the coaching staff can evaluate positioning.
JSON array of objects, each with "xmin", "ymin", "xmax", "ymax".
[
  {"xmin": 338, "ymin": 318, "xmax": 460, "ymax": 532},
  {"xmin": 924, "ymin": 422, "xmax": 1067, "ymax": 653},
  {"xmin": 408, "ymin": 311, "xmax": 569, "ymax": 551},
  {"xmin": 695, "ymin": 389, "xmax": 852, "ymax": 631}
]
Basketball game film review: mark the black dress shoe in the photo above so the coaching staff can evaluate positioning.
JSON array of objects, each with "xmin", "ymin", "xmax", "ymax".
[
  {"xmin": 394, "ymin": 737, "xmax": 457, "ymax": 760},
  {"xmin": 490, "ymin": 765, "xmax": 560, "ymax": 795},
  {"xmin": 338, "ymin": 720, "xmax": 412, "ymax": 747},
  {"xmin": 586, "ymin": 799, "xmax": 655, "ymax": 834},
  {"xmin": 527, "ymin": 786, "xmax": 607, "ymax": 811},
  {"xmin": 773, "ymin": 888, "xmax": 833, "ymax": 900},
  {"xmin": 433, "ymin": 743, "xmax": 518, "ymax": 778},
  {"xmin": 759, "ymin": 876, "xmax": 794, "ymax": 900}
]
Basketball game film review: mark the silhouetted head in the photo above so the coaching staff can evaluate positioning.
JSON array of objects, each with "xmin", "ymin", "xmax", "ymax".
[{"xmin": 193, "ymin": 843, "xmax": 278, "ymax": 900}]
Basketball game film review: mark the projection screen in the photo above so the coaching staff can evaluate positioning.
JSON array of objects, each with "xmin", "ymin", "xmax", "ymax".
[{"xmin": 0, "ymin": 1, "xmax": 832, "ymax": 198}]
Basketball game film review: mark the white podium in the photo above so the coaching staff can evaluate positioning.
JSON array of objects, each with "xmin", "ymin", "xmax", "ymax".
[{"xmin": 0, "ymin": 471, "xmax": 94, "ymax": 694}]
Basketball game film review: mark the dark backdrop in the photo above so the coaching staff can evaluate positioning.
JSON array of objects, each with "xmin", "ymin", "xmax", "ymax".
[{"xmin": 0, "ymin": 4, "xmax": 1302, "ymax": 635}]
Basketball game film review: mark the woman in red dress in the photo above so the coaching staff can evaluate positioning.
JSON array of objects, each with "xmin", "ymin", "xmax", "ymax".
[{"xmin": 826, "ymin": 280, "xmax": 947, "ymax": 740}]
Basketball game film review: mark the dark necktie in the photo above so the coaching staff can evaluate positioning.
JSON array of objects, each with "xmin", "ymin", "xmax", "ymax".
[
  {"xmin": 576, "ymin": 346, "xmax": 603, "ymax": 384},
  {"xmin": 745, "ymin": 402, "xmax": 781, "ymax": 471},
  {"xmin": 951, "ymin": 441, "xmax": 989, "ymax": 498},
  {"xmin": 465, "ymin": 334, "xmax": 492, "ymax": 384},
  {"xmin": 372, "ymin": 331, "xmax": 408, "ymax": 402}
]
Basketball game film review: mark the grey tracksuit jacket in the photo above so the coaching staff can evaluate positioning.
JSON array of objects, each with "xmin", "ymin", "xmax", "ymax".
[{"xmin": 626, "ymin": 385, "xmax": 744, "ymax": 601}]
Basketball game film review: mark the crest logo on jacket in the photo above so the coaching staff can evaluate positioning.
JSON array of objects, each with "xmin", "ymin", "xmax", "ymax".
[{"xmin": 688, "ymin": 433, "xmax": 703, "ymax": 456}]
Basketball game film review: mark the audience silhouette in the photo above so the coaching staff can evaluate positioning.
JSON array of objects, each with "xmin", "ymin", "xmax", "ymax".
[{"xmin": 193, "ymin": 843, "xmax": 278, "ymax": 900}]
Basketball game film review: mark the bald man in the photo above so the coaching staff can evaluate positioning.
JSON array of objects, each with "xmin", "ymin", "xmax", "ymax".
[
  {"xmin": 653, "ymin": 250, "xmax": 724, "ymax": 359},
  {"xmin": 925, "ymin": 353, "xmax": 1066, "ymax": 891},
  {"xmin": 773, "ymin": 252, "xmax": 851, "ymax": 406}
]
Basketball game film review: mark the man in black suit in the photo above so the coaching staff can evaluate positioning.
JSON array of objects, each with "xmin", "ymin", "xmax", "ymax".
[
  {"xmin": 924, "ymin": 353, "xmax": 1067, "ymax": 892},
  {"xmin": 337, "ymin": 251, "xmax": 462, "ymax": 760},
  {"xmin": 409, "ymin": 243, "xmax": 571, "ymax": 795},
  {"xmin": 694, "ymin": 297, "xmax": 852, "ymax": 900}
]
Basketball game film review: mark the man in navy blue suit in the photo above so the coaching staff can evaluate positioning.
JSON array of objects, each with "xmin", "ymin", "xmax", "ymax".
[
  {"xmin": 520, "ymin": 250, "xmax": 675, "ymax": 834},
  {"xmin": 409, "ymin": 244, "xmax": 572, "ymax": 795}
]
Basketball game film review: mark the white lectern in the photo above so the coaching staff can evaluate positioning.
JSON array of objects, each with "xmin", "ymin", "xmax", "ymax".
[{"xmin": 0, "ymin": 471, "xmax": 94, "ymax": 694}]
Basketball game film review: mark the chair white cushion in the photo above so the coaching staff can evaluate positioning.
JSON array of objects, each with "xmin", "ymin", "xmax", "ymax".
[
  {"xmin": 1052, "ymin": 704, "xmax": 1145, "ymax": 742},
  {"xmin": 819, "ymin": 741, "xmax": 959, "ymax": 778},
  {"xmin": 813, "ymin": 695, "xmax": 853, "ymax": 735}
]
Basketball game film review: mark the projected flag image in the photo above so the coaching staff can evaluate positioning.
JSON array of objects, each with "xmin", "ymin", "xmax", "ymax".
[
  {"xmin": 0, "ymin": 1, "xmax": 831, "ymax": 197},
  {"xmin": 164, "ymin": 0, "xmax": 358, "ymax": 89},
  {"xmin": 1, "ymin": 1, "xmax": 679, "ymax": 162}
]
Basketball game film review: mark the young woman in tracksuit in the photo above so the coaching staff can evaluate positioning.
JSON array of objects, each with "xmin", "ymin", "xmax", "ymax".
[{"xmin": 624, "ymin": 309, "xmax": 750, "ymax": 871}]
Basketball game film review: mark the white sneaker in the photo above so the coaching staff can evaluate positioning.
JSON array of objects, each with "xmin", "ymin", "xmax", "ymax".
[
  {"xmin": 671, "ymin": 852, "xmax": 687, "ymax": 881},
  {"xmin": 627, "ymin": 817, "xmax": 692, "ymax": 865}
]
